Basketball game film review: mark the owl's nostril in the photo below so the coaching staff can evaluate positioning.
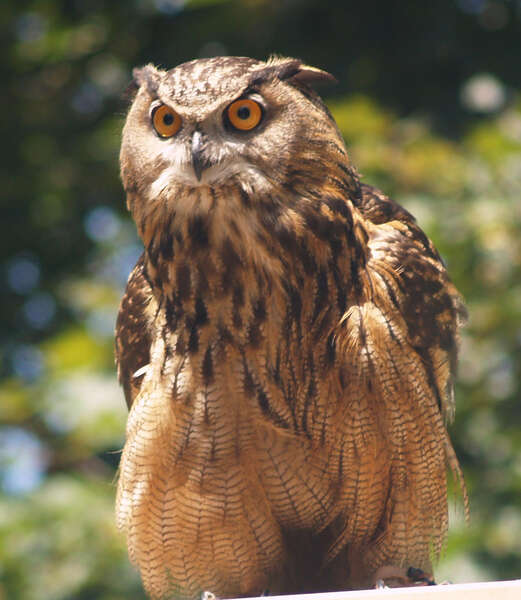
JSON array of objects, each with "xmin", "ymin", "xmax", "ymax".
[{"xmin": 191, "ymin": 131, "xmax": 206, "ymax": 181}]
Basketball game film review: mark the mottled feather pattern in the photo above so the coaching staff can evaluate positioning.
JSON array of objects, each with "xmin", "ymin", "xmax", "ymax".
[
  {"xmin": 115, "ymin": 56, "xmax": 466, "ymax": 599},
  {"xmin": 115, "ymin": 255, "xmax": 156, "ymax": 408}
]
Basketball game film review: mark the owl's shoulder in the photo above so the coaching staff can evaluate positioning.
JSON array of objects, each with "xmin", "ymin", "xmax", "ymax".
[
  {"xmin": 346, "ymin": 182, "xmax": 465, "ymax": 420},
  {"xmin": 353, "ymin": 182, "xmax": 446, "ymax": 267},
  {"xmin": 354, "ymin": 182, "xmax": 414, "ymax": 225}
]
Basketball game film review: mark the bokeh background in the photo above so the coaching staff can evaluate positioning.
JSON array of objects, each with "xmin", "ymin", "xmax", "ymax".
[{"xmin": 1, "ymin": 0, "xmax": 521, "ymax": 598}]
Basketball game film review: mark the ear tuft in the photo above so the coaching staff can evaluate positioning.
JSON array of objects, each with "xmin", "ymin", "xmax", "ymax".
[
  {"xmin": 290, "ymin": 64, "xmax": 337, "ymax": 86},
  {"xmin": 249, "ymin": 56, "xmax": 336, "ymax": 88},
  {"xmin": 132, "ymin": 64, "xmax": 163, "ymax": 95}
]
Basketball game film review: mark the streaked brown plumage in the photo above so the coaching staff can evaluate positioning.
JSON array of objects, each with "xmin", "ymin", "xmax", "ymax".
[{"xmin": 115, "ymin": 56, "xmax": 467, "ymax": 600}]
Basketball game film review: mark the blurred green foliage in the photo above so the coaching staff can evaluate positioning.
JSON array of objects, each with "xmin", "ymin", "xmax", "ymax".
[{"xmin": 1, "ymin": 0, "xmax": 521, "ymax": 598}]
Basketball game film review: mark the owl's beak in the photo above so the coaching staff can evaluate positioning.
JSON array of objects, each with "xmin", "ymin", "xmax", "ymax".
[{"xmin": 191, "ymin": 131, "xmax": 206, "ymax": 182}]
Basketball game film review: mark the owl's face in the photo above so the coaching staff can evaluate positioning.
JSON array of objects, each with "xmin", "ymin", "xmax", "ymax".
[{"xmin": 120, "ymin": 56, "xmax": 341, "ymax": 202}]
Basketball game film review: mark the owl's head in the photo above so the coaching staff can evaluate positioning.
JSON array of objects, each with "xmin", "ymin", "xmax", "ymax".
[{"xmin": 120, "ymin": 56, "xmax": 346, "ymax": 205}]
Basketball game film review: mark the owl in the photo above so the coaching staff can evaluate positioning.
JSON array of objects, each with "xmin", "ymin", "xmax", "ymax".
[{"xmin": 115, "ymin": 56, "xmax": 467, "ymax": 600}]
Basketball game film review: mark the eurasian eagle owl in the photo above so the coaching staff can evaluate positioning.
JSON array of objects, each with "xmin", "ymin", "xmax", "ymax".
[{"xmin": 115, "ymin": 56, "xmax": 466, "ymax": 600}]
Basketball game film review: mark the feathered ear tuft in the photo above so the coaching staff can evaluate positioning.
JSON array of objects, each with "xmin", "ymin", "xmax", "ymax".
[
  {"xmin": 290, "ymin": 64, "xmax": 337, "ymax": 86},
  {"xmin": 249, "ymin": 56, "xmax": 337, "ymax": 88},
  {"xmin": 131, "ymin": 64, "xmax": 163, "ymax": 95}
]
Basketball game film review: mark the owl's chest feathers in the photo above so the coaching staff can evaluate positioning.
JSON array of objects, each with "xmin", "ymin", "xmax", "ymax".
[
  {"xmin": 124, "ymin": 187, "xmax": 377, "ymax": 539},
  {"xmin": 139, "ymin": 186, "xmax": 368, "ymax": 450}
]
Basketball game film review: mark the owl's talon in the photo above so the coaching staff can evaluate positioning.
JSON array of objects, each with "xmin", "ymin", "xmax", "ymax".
[
  {"xmin": 201, "ymin": 591, "xmax": 219, "ymax": 600},
  {"xmin": 406, "ymin": 566, "xmax": 436, "ymax": 586},
  {"xmin": 373, "ymin": 565, "xmax": 435, "ymax": 588}
]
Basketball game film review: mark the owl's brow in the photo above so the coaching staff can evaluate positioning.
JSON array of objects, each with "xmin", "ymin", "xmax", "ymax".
[
  {"xmin": 142, "ymin": 80, "xmax": 160, "ymax": 99},
  {"xmin": 237, "ymin": 86, "xmax": 263, "ymax": 99}
]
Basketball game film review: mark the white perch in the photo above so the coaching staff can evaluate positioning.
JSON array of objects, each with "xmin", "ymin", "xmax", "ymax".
[{"xmin": 239, "ymin": 580, "xmax": 521, "ymax": 600}]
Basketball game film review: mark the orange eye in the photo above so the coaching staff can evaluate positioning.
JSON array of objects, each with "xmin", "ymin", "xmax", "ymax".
[
  {"xmin": 226, "ymin": 99, "xmax": 263, "ymax": 131},
  {"xmin": 152, "ymin": 104, "xmax": 182, "ymax": 138}
]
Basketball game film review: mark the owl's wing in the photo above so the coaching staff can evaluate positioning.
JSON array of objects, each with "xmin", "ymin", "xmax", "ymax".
[
  {"xmin": 115, "ymin": 254, "xmax": 156, "ymax": 409},
  {"xmin": 356, "ymin": 183, "xmax": 466, "ymax": 420},
  {"xmin": 329, "ymin": 184, "xmax": 467, "ymax": 576}
]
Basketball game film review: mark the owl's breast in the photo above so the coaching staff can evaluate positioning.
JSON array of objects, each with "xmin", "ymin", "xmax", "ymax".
[{"xmin": 147, "ymin": 305, "xmax": 349, "ymax": 534}]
